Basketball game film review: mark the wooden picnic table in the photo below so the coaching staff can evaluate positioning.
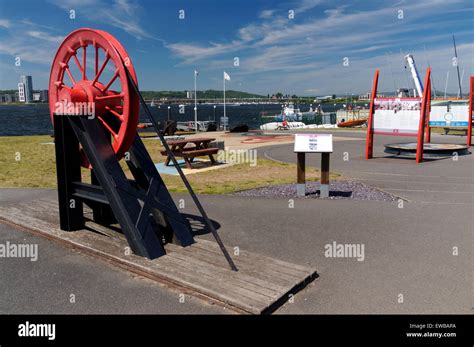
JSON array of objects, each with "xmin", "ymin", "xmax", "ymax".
[{"xmin": 161, "ymin": 137, "xmax": 219, "ymax": 169}]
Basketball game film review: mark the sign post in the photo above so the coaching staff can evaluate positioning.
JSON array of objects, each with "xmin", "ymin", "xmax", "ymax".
[
  {"xmin": 320, "ymin": 153, "xmax": 330, "ymax": 198},
  {"xmin": 296, "ymin": 152, "xmax": 306, "ymax": 197},
  {"xmin": 294, "ymin": 134, "xmax": 333, "ymax": 198}
]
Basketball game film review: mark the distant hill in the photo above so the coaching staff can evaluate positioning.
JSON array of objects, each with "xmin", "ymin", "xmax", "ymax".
[
  {"xmin": 0, "ymin": 89, "xmax": 265, "ymax": 99},
  {"xmin": 140, "ymin": 90, "xmax": 265, "ymax": 99}
]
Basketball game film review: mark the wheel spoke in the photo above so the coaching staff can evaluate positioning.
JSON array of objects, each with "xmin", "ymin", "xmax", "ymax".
[
  {"xmin": 59, "ymin": 62, "xmax": 76, "ymax": 85},
  {"xmin": 65, "ymin": 67, "xmax": 76, "ymax": 85},
  {"xmin": 82, "ymin": 46, "xmax": 87, "ymax": 80},
  {"xmin": 54, "ymin": 81, "xmax": 71, "ymax": 91},
  {"xmin": 102, "ymin": 68, "xmax": 119, "ymax": 92},
  {"xmin": 92, "ymin": 51, "xmax": 110, "ymax": 85},
  {"xmin": 67, "ymin": 44, "xmax": 84, "ymax": 78},
  {"xmin": 105, "ymin": 106, "xmax": 124, "ymax": 121},
  {"xmin": 95, "ymin": 92, "xmax": 124, "ymax": 100},
  {"xmin": 72, "ymin": 54, "xmax": 83, "ymax": 76},
  {"xmin": 97, "ymin": 116, "xmax": 118, "ymax": 139},
  {"xmin": 94, "ymin": 44, "xmax": 99, "ymax": 77}
]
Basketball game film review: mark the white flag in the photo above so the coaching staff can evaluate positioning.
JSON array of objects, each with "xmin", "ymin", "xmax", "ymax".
[{"xmin": 224, "ymin": 71, "xmax": 230, "ymax": 81}]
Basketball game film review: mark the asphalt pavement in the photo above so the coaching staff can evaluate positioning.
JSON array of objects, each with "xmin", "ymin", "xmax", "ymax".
[
  {"xmin": 261, "ymin": 130, "xmax": 473, "ymax": 205},
  {"xmin": 0, "ymin": 130, "xmax": 472, "ymax": 314}
]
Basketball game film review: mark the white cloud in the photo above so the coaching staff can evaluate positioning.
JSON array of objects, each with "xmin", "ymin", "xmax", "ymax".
[
  {"xmin": 26, "ymin": 31, "xmax": 63, "ymax": 43},
  {"xmin": 259, "ymin": 10, "xmax": 275, "ymax": 19},
  {"xmin": 237, "ymin": 42, "xmax": 474, "ymax": 96},
  {"xmin": 0, "ymin": 19, "xmax": 11, "ymax": 29},
  {"xmin": 294, "ymin": 0, "xmax": 325, "ymax": 13},
  {"xmin": 166, "ymin": 41, "xmax": 245, "ymax": 65},
  {"xmin": 165, "ymin": 0, "xmax": 473, "ymax": 94},
  {"xmin": 49, "ymin": 0, "xmax": 152, "ymax": 39},
  {"xmin": 0, "ymin": 22, "xmax": 60, "ymax": 65}
]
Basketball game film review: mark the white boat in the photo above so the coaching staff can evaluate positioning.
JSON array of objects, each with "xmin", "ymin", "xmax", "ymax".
[
  {"xmin": 260, "ymin": 102, "xmax": 336, "ymax": 130},
  {"xmin": 280, "ymin": 103, "xmax": 302, "ymax": 120},
  {"xmin": 176, "ymin": 121, "xmax": 217, "ymax": 132},
  {"xmin": 259, "ymin": 103, "xmax": 302, "ymax": 130},
  {"xmin": 260, "ymin": 121, "xmax": 306, "ymax": 130},
  {"xmin": 216, "ymin": 103, "xmax": 241, "ymax": 106}
]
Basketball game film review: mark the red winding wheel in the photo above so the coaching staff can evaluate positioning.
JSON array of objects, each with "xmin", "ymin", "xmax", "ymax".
[{"xmin": 49, "ymin": 28, "xmax": 139, "ymax": 165}]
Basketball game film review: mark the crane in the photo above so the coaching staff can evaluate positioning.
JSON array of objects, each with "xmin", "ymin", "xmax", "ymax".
[{"xmin": 404, "ymin": 54, "xmax": 424, "ymax": 97}]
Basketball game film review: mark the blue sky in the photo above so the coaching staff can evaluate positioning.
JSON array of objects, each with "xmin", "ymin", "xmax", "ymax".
[{"xmin": 0, "ymin": 0, "xmax": 472, "ymax": 96}]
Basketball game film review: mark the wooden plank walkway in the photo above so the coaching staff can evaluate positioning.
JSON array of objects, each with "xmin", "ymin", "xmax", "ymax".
[{"xmin": 0, "ymin": 198, "xmax": 318, "ymax": 314}]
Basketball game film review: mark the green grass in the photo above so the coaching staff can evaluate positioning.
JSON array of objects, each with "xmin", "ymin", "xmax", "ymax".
[
  {"xmin": 429, "ymin": 127, "xmax": 467, "ymax": 135},
  {"xmin": 0, "ymin": 135, "xmax": 340, "ymax": 193},
  {"xmin": 0, "ymin": 135, "xmax": 58, "ymax": 188}
]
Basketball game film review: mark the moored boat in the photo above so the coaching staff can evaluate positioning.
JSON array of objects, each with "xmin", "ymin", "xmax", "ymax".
[
  {"xmin": 260, "ymin": 121, "xmax": 306, "ymax": 130},
  {"xmin": 337, "ymin": 119, "xmax": 367, "ymax": 127}
]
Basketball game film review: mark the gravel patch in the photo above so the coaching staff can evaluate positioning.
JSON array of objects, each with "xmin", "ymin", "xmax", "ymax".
[{"xmin": 234, "ymin": 180, "xmax": 397, "ymax": 201}]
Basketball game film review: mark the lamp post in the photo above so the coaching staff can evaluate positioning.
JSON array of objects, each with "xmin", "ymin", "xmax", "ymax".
[
  {"xmin": 223, "ymin": 71, "xmax": 230, "ymax": 131},
  {"xmin": 213, "ymin": 105, "xmax": 216, "ymax": 122},
  {"xmin": 167, "ymin": 106, "xmax": 171, "ymax": 121}
]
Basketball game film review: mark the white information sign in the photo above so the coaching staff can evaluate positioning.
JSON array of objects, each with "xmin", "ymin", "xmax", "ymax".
[
  {"xmin": 373, "ymin": 98, "xmax": 421, "ymax": 135},
  {"xmin": 429, "ymin": 100, "xmax": 469, "ymax": 127},
  {"xmin": 294, "ymin": 134, "xmax": 333, "ymax": 153}
]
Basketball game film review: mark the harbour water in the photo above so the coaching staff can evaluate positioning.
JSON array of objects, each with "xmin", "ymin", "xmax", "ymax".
[{"xmin": 0, "ymin": 103, "xmax": 348, "ymax": 136}]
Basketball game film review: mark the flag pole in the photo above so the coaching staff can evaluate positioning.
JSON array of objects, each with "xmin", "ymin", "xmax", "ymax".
[
  {"xmin": 223, "ymin": 72, "xmax": 226, "ymax": 131},
  {"xmin": 194, "ymin": 70, "xmax": 198, "ymax": 133}
]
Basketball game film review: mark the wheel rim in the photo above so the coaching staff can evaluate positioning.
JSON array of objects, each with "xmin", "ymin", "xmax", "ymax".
[{"xmin": 48, "ymin": 28, "xmax": 139, "ymax": 166}]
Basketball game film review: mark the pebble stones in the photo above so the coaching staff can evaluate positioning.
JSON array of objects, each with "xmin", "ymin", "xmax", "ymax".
[{"xmin": 234, "ymin": 180, "xmax": 397, "ymax": 201}]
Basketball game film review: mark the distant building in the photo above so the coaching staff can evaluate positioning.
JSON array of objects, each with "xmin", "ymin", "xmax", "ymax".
[
  {"xmin": 18, "ymin": 83, "xmax": 26, "ymax": 102},
  {"xmin": 20, "ymin": 75, "xmax": 33, "ymax": 102},
  {"xmin": 359, "ymin": 93, "xmax": 371, "ymax": 100},
  {"xmin": 40, "ymin": 89, "xmax": 48, "ymax": 102},
  {"xmin": 27, "ymin": 89, "xmax": 49, "ymax": 102},
  {"xmin": 4, "ymin": 94, "xmax": 13, "ymax": 103}
]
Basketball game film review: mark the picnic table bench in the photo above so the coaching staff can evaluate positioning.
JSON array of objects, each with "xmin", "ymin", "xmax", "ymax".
[
  {"xmin": 160, "ymin": 137, "xmax": 219, "ymax": 169},
  {"xmin": 443, "ymin": 127, "xmax": 468, "ymax": 136}
]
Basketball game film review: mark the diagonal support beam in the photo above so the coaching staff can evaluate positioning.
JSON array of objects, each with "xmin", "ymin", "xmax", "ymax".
[
  {"xmin": 120, "ymin": 56, "xmax": 238, "ymax": 272},
  {"xmin": 135, "ymin": 178, "xmax": 160, "ymax": 232},
  {"xmin": 67, "ymin": 115, "xmax": 166, "ymax": 259},
  {"xmin": 126, "ymin": 135, "xmax": 194, "ymax": 247}
]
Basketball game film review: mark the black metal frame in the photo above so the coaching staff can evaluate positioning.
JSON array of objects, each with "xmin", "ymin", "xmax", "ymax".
[
  {"xmin": 52, "ymin": 55, "xmax": 237, "ymax": 271},
  {"xmin": 53, "ymin": 113, "xmax": 194, "ymax": 259},
  {"xmin": 53, "ymin": 51, "xmax": 237, "ymax": 271}
]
